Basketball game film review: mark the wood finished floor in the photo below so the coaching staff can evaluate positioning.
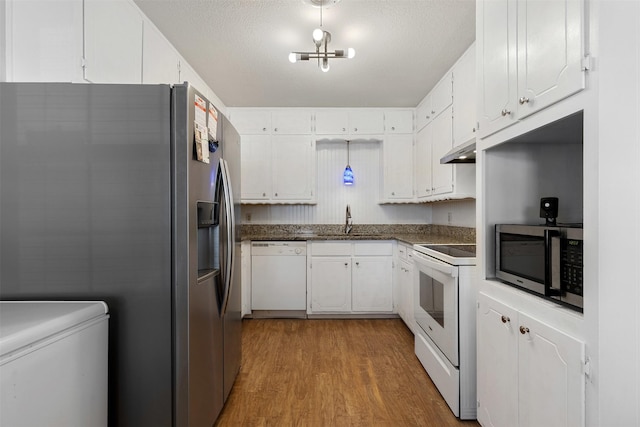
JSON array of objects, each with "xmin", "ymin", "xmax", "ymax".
[{"xmin": 215, "ymin": 318, "xmax": 480, "ymax": 427}]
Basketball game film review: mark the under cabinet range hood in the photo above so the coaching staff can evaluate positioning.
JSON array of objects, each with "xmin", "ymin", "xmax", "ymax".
[{"xmin": 440, "ymin": 139, "xmax": 476, "ymax": 164}]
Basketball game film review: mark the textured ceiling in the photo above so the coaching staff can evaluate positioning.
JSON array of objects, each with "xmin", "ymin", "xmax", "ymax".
[{"xmin": 134, "ymin": 0, "xmax": 476, "ymax": 108}]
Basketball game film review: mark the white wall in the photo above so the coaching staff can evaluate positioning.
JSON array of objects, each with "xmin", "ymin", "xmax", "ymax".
[
  {"xmin": 431, "ymin": 199, "xmax": 476, "ymax": 228},
  {"xmin": 596, "ymin": 1, "xmax": 640, "ymax": 425},
  {"xmin": 242, "ymin": 140, "xmax": 433, "ymax": 224}
]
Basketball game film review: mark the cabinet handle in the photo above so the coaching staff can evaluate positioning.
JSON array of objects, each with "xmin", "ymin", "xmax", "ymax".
[
  {"xmin": 519, "ymin": 326, "xmax": 530, "ymax": 335},
  {"xmin": 501, "ymin": 315, "xmax": 510, "ymax": 324},
  {"xmin": 501, "ymin": 109, "xmax": 511, "ymax": 117},
  {"xmin": 519, "ymin": 96, "xmax": 530, "ymax": 105}
]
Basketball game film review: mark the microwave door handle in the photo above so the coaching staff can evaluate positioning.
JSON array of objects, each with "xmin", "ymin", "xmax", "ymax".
[{"xmin": 544, "ymin": 229, "xmax": 562, "ymax": 297}]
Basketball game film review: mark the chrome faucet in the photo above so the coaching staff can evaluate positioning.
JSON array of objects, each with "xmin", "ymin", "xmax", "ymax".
[{"xmin": 345, "ymin": 204, "xmax": 353, "ymax": 234}]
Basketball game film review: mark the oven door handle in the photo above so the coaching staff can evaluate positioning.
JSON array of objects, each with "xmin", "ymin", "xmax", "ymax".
[{"xmin": 412, "ymin": 250, "xmax": 458, "ymax": 278}]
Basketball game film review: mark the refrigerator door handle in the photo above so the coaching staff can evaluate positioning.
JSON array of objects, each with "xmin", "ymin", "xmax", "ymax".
[{"xmin": 219, "ymin": 159, "xmax": 235, "ymax": 316}]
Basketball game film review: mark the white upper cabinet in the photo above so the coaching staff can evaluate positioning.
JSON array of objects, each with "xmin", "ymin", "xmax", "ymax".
[
  {"xmin": 314, "ymin": 110, "xmax": 349, "ymax": 135},
  {"xmin": 384, "ymin": 110, "xmax": 414, "ymax": 134},
  {"xmin": 315, "ymin": 110, "xmax": 384, "ymax": 136},
  {"xmin": 516, "ymin": 0, "xmax": 585, "ymax": 120},
  {"xmin": 271, "ymin": 136, "xmax": 315, "ymax": 200},
  {"xmin": 84, "ymin": 0, "xmax": 143, "ymax": 83},
  {"xmin": 382, "ymin": 134, "xmax": 414, "ymax": 200},
  {"xmin": 229, "ymin": 110, "xmax": 271, "ymax": 134},
  {"xmin": 272, "ymin": 110, "xmax": 313, "ymax": 134},
  {"xmin": 4, "ymin": 0, "xmax": 84, "ymax": 82},
  {"xmin": 452, "ymin": 44, "xmax": 477, "ymax": 146},
  {"xmin": 348, "ymin": 110, "xmax": 385, "ymax": 135},
  {"xmin": 477, "ymin": 0, "xmax": 586, "ymax": 138},
  {"xmin": 415, "ymin": 124, "xmax": 433, "ymax": 199},
  {"xmin": 240, "ymin": 134, "xmax": 272, "ymax": 200},
  {"xmin": 142, "ymin": 22, "xmax": 179, "ymax": 84},
  {"xmin": 431, "ymin": 106, "xmax": 454, "ymax": 196},
  {"xmin": 431, "ymin": 72, "xmax": 454, "ymax": 118},
  {"xmin": 416, "ymin": 93, "xmax": 433, "ymax": 132}
]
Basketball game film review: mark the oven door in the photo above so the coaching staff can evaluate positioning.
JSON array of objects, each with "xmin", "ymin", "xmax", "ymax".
[{"xmin": 413, "ymin": 250, "xmax": 459, "ymax": 366}]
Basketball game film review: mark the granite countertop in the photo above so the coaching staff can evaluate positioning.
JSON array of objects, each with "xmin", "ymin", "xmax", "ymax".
[{"xmin": 241, "ymin": 224, "xmax": 475, "ymax": 245}]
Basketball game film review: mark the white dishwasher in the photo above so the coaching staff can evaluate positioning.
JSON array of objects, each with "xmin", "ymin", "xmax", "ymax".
[{"xmin": 251, "ymin": 241, "xmax": 307, "ymax": 317}]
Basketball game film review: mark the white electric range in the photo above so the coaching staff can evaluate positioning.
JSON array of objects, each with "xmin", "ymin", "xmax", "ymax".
[{"xmin": 412, "ymin": 243, "xmax": 477, "ymax": 420}]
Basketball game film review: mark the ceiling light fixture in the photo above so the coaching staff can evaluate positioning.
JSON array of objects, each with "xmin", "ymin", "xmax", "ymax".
[{"xmin": 289, "ymin": 0, "xmax": 355, "ymax": 72}]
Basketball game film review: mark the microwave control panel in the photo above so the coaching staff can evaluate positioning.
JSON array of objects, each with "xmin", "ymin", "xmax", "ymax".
[{"xmin": 560, "ymin": 239, "xmax": 583, "ymax": 295}]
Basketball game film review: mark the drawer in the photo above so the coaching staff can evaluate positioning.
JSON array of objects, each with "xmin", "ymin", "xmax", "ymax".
[
  {"xmin": 353, "ymin": 241, "xmax": 393, "ymax": 256},
  {"xmin": 310, "ymin": 242, "xmax": 352, "ymax": 256}
]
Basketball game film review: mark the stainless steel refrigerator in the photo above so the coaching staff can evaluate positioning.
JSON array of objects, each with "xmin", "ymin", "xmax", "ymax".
[{"xmin": 0, "ymin": 82, "xmax": 242, "ymax": 427}]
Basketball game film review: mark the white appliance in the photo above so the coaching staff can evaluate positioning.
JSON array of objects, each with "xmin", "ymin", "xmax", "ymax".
[
  {"xmin": 412, "ymin": 244, "xmax": 477, "ymax": 420},
  {"xmin": 0, "ymin": 301, "xmax": 109, "ymax": 427},
  {"xmin": 251, "ymin": 241, "xmax": 307, "ymax": 316}
]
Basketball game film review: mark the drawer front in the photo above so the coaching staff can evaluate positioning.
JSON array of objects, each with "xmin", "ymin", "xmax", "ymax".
[
  {"xmin": 353, "ymin": 242, "xmax": 393, "ymax": 256},
  {"xmin": 310, "ymin": 242, "xmax": 352, "ymax": 256}
]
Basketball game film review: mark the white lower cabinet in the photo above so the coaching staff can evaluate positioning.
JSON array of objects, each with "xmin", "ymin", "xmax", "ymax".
[
  {"xmin": 308, "ymin": 241, "xmax": 393, "ymax": 315},
  {"xmin": 477, "ymin": 292, "xmax": 585, "ymax": 427},
  {"xmin": 396, "ymin": 244, "xmax": 415, "ymax": 332}
]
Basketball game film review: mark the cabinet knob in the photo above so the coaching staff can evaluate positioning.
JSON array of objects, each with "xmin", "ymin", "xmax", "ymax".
[
  {"xmin": 431, "ymin": 110, "xmax": 435, "ymax": 114},
  {"xmin": 344, "ymin": 263, "xmax": 348, "ymax": 267},
  {"xmin": 472, "ymin": 127, "xmax": 476, "ymax": 132},
  {"xmin": 262, "ymin": 192, "xmax": 266, "ymax": 197},
  {"xmin": 391, "ymin": 192, "xmax": 395, "ymax": 196},
  {"xmin": 353, "ymin": 128, "xmax": 358, "ymax": 132},
  {"xmin": 274, "ymin": 127, "xmax": 278, "ymax": 132},
  {"xmin": 501, "ymin": 109, "xmax": 511, "ymax": 117},
  {"xmin": 391, "ymin": 126, "xmax": 396, "ymax": 131},
  {"xmin": 274, "ymin": 193, "xmax": 278, "ymax": 197},
  {"xmin": 501, "ymin": 315, "xmax": 510, "ymax": 324},
  {"xmin": 519, "ymin": 96, "xmax": 530, "ymax": 105},
  {"xmin": 426, "ymin": 115, "xmax": 430, "ymax": 120},
  {"xmin": 262, "ymin": 127, "xmax": 267, "ymax": 131},
  {"xmin": 519, "ymin": 326, "xmax": 530, "ymax": 335},
  {"xmin": 342, "ymin": 127, "xmax": 346, "ymax": 132},
  {"xmin": 356, "ymin": 262, "xmax": 360, "ymax": 266}
]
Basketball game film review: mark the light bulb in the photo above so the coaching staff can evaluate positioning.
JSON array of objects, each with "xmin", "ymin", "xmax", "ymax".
[
  {"xmin": 288, "ymin": 53, "xmax": 297, "ymax": 63},
  {"xmin": 312, "ymin": 28, "xmax": 324, "ymax": 42},
  {"xmin": 321, "ymin": 58, "xmax": 330, "ymax": 72},
  {"xmin": 347, "ymin": 48, "xmax": 356, "ymax": 59}
]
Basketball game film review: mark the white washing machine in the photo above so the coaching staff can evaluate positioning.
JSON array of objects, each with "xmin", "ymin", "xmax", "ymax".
[{"xmin": 0, "ymin": 301, "xmax": 109, "ymax": 427}]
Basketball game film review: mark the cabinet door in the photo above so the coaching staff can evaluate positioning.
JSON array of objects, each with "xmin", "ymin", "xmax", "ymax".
[
  {"xmin": 272, "ymin": 110, "xmax": 312, "ymax": 134},
  {"xmin": 416, "ymin": 94, "xmax": 432, "ymax": 132},
  {"xmin": 477, "ymin": 0, "xmax": 518, "ymax": 138},
  {"xmin": 453, "ymin": 44, "xmax": 477, "ymax": 146},
  {"xmin": 431, "ymin": 106, "xmax": 454, "ymax": 195},
  {"xmin": 415, "ymin": 125, "xmax": 433, "ymax": 198},
  {"xmin": 349, "ymin": 110, "xmax": 384, "ymax": 135},
  {"xmin": 382, "ymin": 134, "xmax": 414, "ymax": 200},
  {"xmin": 518, "ymin": 312, "xmax": 585, "ymax": 427},
  {"xmin": 477, "ymin": 292, "xmax": 519, "ymax": 427},
  {"xmin": 271, "ymin": 136, "xmax": 314, "ymax": 200},
  {"xmin": 314, "ymin": 110, "xmax": 348, "ymax": 135},
  {"xmin": 229, "ymin": 110, "xmax": 271, "ymax": 134},
  {"xmin": 240, "ymin": 135, "xmax": 271, "ymax": 200},
  {"xmin": 352, "ymin": 257, "xmax": 393, "ymax": 312},
  {"xmin": 6, "ymin": 0, "xmax": 84, "ymax": 82},
  {"xmin": 310, "ymin": 257, "xmax": 352, "ymax": 312},
  {"xmin": 84, "ymin": 0, "xmax": 143, "ymax": 83},
  {"xmin": 431, "ymin": 72, "xmax": 453, "ymax": 118},
  {"xmin": 385, "ymin": 110, "xmax": 414, "ymax": 134},
  {"xmin": 398, "ymin": 257, "xmax": 414, "ymax": 330},
  {"xmin": 516, "ymin": 0, "xmax": 585, "ymax": 119},
  {"xmin": 142, "ymin": 22, "xmax": 180, "ymax": 84}
]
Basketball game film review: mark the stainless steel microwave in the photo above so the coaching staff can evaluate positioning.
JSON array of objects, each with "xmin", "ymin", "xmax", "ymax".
[{"xmin": 496, "ymin": 224, "xmax": 583, "ymax": 311}]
